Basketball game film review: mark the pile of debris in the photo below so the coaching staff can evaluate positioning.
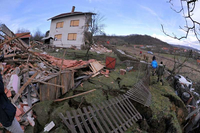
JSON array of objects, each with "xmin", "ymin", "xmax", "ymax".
[
  {"xmin": 90, "ymin": 44, "xmax": 112, "ymax": 54},
  {"xmin": 0, "ymin": 24, "xmax": 107, "ymax": 131}
]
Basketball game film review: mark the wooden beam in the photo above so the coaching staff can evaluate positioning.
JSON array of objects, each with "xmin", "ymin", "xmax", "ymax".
[
  {"xmin": 58, "ymin": 49, "xmax": 67, "ymax": 96},
  {"xmin": 33, "ymin": 79, "xmax": 65, "ymax": 89},
  {"xmin": 54, "ymin": 89, "xmax": 96, "ymax": 102}
]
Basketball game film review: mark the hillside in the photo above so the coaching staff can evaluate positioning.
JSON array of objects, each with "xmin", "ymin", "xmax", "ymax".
[
  {"xmin": 123, "ymin": 34, "xmax": 169, "ymax": 46},
  {"xmin": 96, "ymin": 34, "xmax": 172, "ymax": 47}
]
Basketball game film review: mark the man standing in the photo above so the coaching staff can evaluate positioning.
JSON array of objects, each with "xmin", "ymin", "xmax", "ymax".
[
  {"xmin": 151, "ymin": 56, "xmax": 158, "ymax": 76},
  {"xmin": 156, "ymin": 61, "xmax": 165, "ymax": 85},
  {"xmin": 0, "ymin": 72, "xmax": 23, "ymax": 133}
]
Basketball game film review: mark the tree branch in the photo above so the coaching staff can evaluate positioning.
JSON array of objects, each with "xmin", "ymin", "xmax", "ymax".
[{"xmin": 162, "ymin": 0, "xmax": 200, "ymax": 43}]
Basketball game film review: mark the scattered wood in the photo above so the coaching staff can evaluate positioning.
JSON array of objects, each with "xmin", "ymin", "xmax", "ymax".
[
  {"xmin": 0, "ymin": 32, "xmax": 30, "ymax": 47},
  {"xmin": 0, "ymin": 24, "xmax": 106, "ymax": 131},
  {"xmin": 90, "ymin": 61, "xmax": 104, "ymax": 74},
  {"xmin": 13, "ymin": 72, "xmax": 39, "ymax": 103},
  {"xmin": 72, "ymin": 74, "xmax": 93, "ymax": 90}
]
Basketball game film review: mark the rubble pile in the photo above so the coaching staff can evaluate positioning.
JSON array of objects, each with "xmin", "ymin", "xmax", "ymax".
[
  {"xmin": 90, "ymin": 44, "xmax": 112, "ymax": 54},
  {"xmin": 0, "ymin": 24, "xmax": 107, "ymax": 132}
]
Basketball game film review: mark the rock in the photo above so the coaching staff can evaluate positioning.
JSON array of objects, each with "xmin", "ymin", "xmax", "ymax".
[
  {"xmin": 33, "ymin": 101, "xmax": 53, "ymax": 127},
  {"xmin": 49, "ymin": 102, "xmax": 71, "ymax": 126}
]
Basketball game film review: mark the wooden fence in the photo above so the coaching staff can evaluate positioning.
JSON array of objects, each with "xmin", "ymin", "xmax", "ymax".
[
  {"xmin": 59, "ymin": 95, "xmax": 142, "ymax": 133},
  {"xmin": 59, "ymin": 62, "xmax": 151, "ymax": 132},
  {"xmin": 125, "ymin": 80, "xmax": 151, "ymax": 107}
]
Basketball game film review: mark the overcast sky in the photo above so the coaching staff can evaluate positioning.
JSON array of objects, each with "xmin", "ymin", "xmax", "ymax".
[{"xmin": 1, "ymin": 0, "xmax": 200, "ymax": 49}]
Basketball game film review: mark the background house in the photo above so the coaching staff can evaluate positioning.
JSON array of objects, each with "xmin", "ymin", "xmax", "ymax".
[
  {"xmin": 15, "ymin": 32, "xmax": 31, "ymax": 45},
  {"xmin": 46, "ymin": 6, "xmax": 95, "ymax": 49}
]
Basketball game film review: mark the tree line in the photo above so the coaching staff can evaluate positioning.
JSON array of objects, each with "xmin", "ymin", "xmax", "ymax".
[{"xmin": 16, "ymin": 28, "xmax": 45, "ymax": 41}]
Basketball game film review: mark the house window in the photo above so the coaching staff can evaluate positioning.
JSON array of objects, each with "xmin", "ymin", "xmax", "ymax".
[
  {"xmin": 70, "ymin": 20, "xmax": 79, "ymax": 27},
  {"xmin": 54, "ymin": 34, "xmax": 62, "ymax": 41},
  {"xmin": 68, "ymin": 33, "xmax": 77, "ymax": 40},
  {"xmin": 56, "ymin": 22, "xmax": 64, "ymax": 28}
]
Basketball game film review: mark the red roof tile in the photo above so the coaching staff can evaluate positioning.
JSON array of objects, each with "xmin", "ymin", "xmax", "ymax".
[{"xmin": 35, "ymin": 53, "xmax": 96, "ymax": 69}]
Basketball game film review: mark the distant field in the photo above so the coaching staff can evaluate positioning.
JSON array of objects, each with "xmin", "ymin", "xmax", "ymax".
[{"xmin": 117, "ymin": 45, "xmax": 200, "ymax": 82}]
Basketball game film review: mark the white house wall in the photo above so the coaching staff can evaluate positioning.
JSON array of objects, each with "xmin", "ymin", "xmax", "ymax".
[{"xmin": 49, "ymin": 14, "xmax": 91, "ymax": 49}]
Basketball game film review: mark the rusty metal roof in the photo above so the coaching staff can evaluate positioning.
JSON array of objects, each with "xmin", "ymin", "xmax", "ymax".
[{"xmin": 15, "ymin": 32, "xmax": 31, "ymax": 38}]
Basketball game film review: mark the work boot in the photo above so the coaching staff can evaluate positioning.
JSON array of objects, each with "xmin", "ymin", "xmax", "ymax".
[{"xmin": 160, "ymin": 80, "xmax": 164, "ymax": 86}]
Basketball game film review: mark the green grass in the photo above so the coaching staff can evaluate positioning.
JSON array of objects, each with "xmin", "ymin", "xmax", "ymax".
[
  {"xmin": 65, "ymin": 64, "xmax": 145, "ymax": 105},
  {"xmin": 32, "ymin": 47, "xmax": 188, "ymax": 133},
  {"xmin": 46, "ymin": 48, "xmax": 121, "ymax": 63},
  {"xmin": 149, "ymin": 76, "xmax": 184, "ymax": 133}
]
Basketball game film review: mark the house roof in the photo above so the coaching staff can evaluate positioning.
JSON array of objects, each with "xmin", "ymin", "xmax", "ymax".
[
  {"xmin": 15, "ymin": 33, "xmax": 31, "ymax": 39},
  {"xmin": 162, "ymin": 47, "xmax": 169, "ymax": 50},
  {"xmin": 174, "ymin": 48, "xmax": 179, "ymax": 50},
  {"xmin": 48, "ymin": 12, "xmax": 96, "ymax": 20}
]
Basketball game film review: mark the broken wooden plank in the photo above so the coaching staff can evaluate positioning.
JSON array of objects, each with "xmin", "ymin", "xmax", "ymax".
[
  {"xmin": 87, "ymin": 106, "xmax": 105, "ymax": 133},
  {"xmin": 82, "ymin": 107, "xmax": 98, "ymax": 133},
  {"xmin": 72, "ymin": 110, "xmax": 84, "ymax": 132},
  {"xmin": 59, "ymin": 113, "xmax": 76, "ymax": 132},
  {"xmin": 97, "ymin": 103, "xmax": 118, "ymax": 133},
  {"xmin": 66, "ymin": 111, "xmax": 77, "ymax": 132},
  {"xmin": 54, "ymin": 89, "xmax": 96, "ymax": 102},
  {"xmin": 34, "ymin": 79, "xmax": 65, "ymax": 89},
  {"xmin": 90, "ymin": 61, "xmax": 104, "ymax": 74},
  {"xmin": 13, "ymin": 71, "xmax": 39, "ymax": 103},
  {"xmin": 58, "ymin": 49, "xmax": 67, "ymax": 96},
  {"xmin": 92, "ymin": 104, "xmax": 111, "ymax": 132},
  {"xmin": 102, "ymin": 102, "xmax": 127, "ymax": 131},
  {"xmin": 77, "ymin": 109, "xmax": 92, "ymax": 133}
]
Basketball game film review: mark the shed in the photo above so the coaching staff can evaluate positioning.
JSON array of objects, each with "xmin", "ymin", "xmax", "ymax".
[{"xmin": 39, "ymin": 70, "xmax": 74, "ymax": 101}]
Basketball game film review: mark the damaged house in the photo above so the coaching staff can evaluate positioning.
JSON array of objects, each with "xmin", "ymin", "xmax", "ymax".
[
  {"xmin": 44, "ymin": 6, "xmax": 95, "ymax": 49},
  {"xmin": 15, "ymin": 32, "xmax": 31, "ymax": 46}
]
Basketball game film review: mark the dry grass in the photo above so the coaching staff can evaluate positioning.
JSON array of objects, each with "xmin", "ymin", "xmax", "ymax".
[{"xmin": 117, "ymin": 45, "xmax": 200, "ymax": 82}]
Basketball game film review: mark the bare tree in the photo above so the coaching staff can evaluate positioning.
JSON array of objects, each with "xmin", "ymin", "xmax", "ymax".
[
  {"xmin": 84, "ymin": 13, "xmax": 105, "ymax": 58},
  {"xmin": 32, "ymin": 29, "xmax": 45, "ymax": 41},
  {"xmin": 16, "ymin": 28, "xmax": 30, "ymax": 33},
  {"xmin": 167, "ymin": 55, "xmax": 188, "ymax": 81},
  {"xmin": 162, "ymin": 0, "xmax": 200, "ymax": 42}
]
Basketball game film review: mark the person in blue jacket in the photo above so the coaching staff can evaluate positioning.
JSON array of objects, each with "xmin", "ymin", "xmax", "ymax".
[
  {"xmin": 0, "ymin": 71, "xmax": 23, "ymax": 133},
  {"xmin": 151, "ymin": 56, "xmax": 158, "ymax": 76}
]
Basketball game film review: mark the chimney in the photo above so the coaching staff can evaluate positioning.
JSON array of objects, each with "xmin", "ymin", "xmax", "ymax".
[{"xmin": 71, "ymin": 6, "xmax": 75, "ymax": 13}]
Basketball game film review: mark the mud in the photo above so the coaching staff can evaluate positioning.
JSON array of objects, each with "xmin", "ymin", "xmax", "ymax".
[
  {"xmin": 68, "ymin": 98, "xmax": 91, "ymax": 109},
  {"xmin": 131, "ymin": 99, "xmax": 184, "ymax": 133}
]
